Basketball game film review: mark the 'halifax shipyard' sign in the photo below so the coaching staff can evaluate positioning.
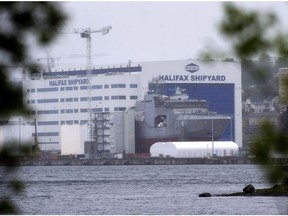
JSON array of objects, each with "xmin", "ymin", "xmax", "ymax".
[
  {"xmin": 49, "ymin": 78, "xmax": 89, "ymax": 86},
  {"xmin": 158, "ymin": 63, "xmax": 226, "ymax": 82}
]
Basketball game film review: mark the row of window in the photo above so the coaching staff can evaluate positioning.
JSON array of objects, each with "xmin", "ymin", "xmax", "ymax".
[
  {"xmin": 27, "ymin": 107, "xmax": 126, "ymax": 115},
  {"xmin": 27, "ymin": 95, "xmax": 138, "ymax": 104},
  {"xmin": 27, "ymin": 84, "xmax": 138, "ymax": 93},
  {"xmin": 37, "ymin": 120, "xmax": 87, "ymax": 126}
]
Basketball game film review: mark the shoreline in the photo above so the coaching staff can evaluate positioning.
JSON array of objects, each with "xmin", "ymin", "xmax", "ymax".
[
  {"xmin": 214, "ymin": 184, "xmax": 288, "ymax": 197},
  {"xmin": 16, "ymin": 156, "xmax": 288, "ymax": 166}
]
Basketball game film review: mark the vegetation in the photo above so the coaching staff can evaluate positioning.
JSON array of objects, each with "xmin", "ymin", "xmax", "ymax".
[
  {"xmin": 0, "ymin": 2, "xmax": 66, "ymax": 214},
  {"xmin": 218, "ymin": 2, "xmax": 288, "ymax": 187}
]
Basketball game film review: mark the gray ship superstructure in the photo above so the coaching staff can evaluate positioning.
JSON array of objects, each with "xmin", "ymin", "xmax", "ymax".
[{"xmin": 135, "ymin": 87, "xmax": 231, "ymax": 153}]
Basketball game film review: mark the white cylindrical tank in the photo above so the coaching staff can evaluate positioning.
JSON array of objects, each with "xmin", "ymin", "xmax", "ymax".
[{"xmin": 150, "ymin": 141, "xmax": 239, "ymax": 158}]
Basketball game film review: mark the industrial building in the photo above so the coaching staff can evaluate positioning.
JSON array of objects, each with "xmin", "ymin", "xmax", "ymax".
[{"xmin": 0, "ymin": 59, "xmax": 242, "ymax": 157}]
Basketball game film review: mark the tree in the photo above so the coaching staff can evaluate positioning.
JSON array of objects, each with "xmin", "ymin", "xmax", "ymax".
[
  {"xmin": 219, "ymin": 2, "xmax": 288, "ymax": 188},
  {"xmin": 221, "ymin": 57, "xmax": 236, "ymax": 62},
  {"xmin": 0, "ymin": 2, "xmax": 66, "ymax": 214},
  {"xmin": 274, "ymin": 56, "xmax": 288, "ymax": 73}
]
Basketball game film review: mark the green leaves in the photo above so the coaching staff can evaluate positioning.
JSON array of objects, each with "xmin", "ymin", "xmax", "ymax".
[
  {"xmin": 0, "ymin": 2, "xmax": 67, "ymax": 214},
  {"xmin": 251, "ymin": 121, "xmax": 288, "ymax": 184},
  {"xmin": 220, "ymin": 3, "xmax": 281, "ymax": 59},
  {"xmin": 218, "ymin": 2, "xmax": 288, "ymax": 187}
]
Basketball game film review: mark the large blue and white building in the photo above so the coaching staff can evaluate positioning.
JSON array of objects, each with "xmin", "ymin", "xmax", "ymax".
[{"xmin": 1, "ymin": 59, "xmax": 242, "ymax": 154}]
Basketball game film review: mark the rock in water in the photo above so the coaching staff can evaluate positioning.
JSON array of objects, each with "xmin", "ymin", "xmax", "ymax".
[
  {"xmin": 243, "ymin": 184, "xmax": 255, "ymax": 194},
  {"xmin": 199, "ymin": 192, "xmax": 212, "ymax": 197}
]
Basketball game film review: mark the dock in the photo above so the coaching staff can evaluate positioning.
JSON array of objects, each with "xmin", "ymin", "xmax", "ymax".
[{"xmin": 17, "ymin": 157, "xmax": 288, "ymax": 166}]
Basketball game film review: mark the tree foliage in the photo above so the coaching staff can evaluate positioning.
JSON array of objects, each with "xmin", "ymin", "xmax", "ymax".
[
  {"xmin": 0, "ymin": 2, "xmax": 66, "ymax": 214},
  {"xmin": 219, "ymin": 2, "xmax": 288, "ymax": 186}
]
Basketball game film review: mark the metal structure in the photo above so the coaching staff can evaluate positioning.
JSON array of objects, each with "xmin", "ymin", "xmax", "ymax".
[
  {"xmin": 92, "ymin": 112, "xmax": 110, "ymax": 155},
  {"xmin": 57, "ymin": 26, "xmax": 112, "ymax": 141},
  {"xmin": 77, "ymin": 27, "xmax": 112, "ymax": 142}
]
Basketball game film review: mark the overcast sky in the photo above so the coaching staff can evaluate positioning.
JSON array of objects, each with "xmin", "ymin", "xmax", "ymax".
[{"xmin": 33, "ymin": 1, "xmax": 288, "ymax": 69}]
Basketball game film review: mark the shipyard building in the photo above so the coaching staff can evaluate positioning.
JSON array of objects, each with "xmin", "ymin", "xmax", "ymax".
[{"xmin": 0, "ymin": 59, "xmax": 242, "ymax": 157}]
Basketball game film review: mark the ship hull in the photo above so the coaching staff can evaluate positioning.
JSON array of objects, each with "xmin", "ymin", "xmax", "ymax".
[{"xmin": 135, "ymin": 116, "xmax": 231, "ymax": 153}]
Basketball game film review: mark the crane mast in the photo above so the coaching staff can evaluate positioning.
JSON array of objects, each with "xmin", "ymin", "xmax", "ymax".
[
  {"xmin": 56, "ymin": 26, "xmax": 112, "ymax": 142},
  {"xmin": 78, "ymin": 26, "xmax": 112, "ymax": 142},
  {"xmin": 80, "ymin": 28, "xmax": 93, "ymax": 141}
]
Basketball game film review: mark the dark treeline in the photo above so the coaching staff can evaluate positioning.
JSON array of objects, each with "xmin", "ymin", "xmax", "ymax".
[{"xmin": 222, "ymin": 53, "xmax": 288, "ymax": 100}]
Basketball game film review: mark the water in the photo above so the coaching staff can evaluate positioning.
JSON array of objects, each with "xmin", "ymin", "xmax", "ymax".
[{"xmin": 1, "ymin": 164, "xmax": 287, "ymax": 214}]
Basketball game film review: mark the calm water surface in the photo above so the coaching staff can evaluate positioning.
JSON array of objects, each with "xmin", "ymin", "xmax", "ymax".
[{"xmin": 1, "ymin": 164, "xmax": 287, "ymax": 215}]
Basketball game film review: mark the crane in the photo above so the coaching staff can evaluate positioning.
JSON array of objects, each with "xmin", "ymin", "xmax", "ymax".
[
  {"xmin": 57, "ymin": 26, "xmax": 112, "ymax": 142},
  {"xmin": 76, "ymin": 27, "xmax": 112, "ymax": 142}
]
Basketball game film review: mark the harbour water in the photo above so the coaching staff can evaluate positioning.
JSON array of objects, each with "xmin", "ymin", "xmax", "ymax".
[{"xmin": 1, "ymin": 164, "xmax": 288, "ymax": 215}]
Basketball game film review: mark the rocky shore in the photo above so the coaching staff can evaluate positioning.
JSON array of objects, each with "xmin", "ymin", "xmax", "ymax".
[{"xmin": 199, "ymin": 184, "xmax": 288, "ymax": 197}]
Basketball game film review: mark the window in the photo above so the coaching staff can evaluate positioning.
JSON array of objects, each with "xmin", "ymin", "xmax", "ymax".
[
  {"xmin": 27, "ymin": 89, "xmax": 30, "ymax": 93},
  {"xmin": 31, "ymin": 100, "xmax": 35, "ymax": 104},
  {"xmin": 66, "ymin": 109, "xmax": 73, "ymax": 113},
  {"xmin": 66, "ymin": 120, "xmax": 73, "ymax": 125},
  {"xmin": 66, "ymin": 87, "xmax": 73, "ymax": 91},
  {"xmin": 111, "ymin": 95, "xmax": 126, "ymax": 100},
  {"xmin": 38, "ymin": 121, "xmax": 59, "ymax": 126},
  {"xmin": 31, "ymin": 89, "xmax": 35, "ymax": 93},
  {"xmin": 92, "ymin": 108, "xmax": 103, "ymax": 112},
  {"xmin": 60, "ymin": 87, "xmax": 65, "ymax": 91},
  {"xmin": 74, "ymin": 86, "xmax": 78, "ymax": 90},
  {"xmin": 104, "ymin": 96, "xmax": 109, "ymax": 100},
  {"xmin": 80, "ymin": 108, "xmax": 88, "ymax": 113},
  {"xmin": 111, "ymin": 84, "xmax": 126, "ymax": 88},
  {"xmin": 104, "ymin": 84, "xmax": 109, "ymax": 89},
  {"xmin": 114, "ymin": 107, "xmax": 126, "ymax": 111},
  {"xmin": 130, "ymin": 84, "xmax": 138, "ymax": 88},
  {"xmin": 61, "ymin": 110, "xmax": 65, "ymax": 114},
  {"xmin": 80, "ymin": 120, "xmax": 88, "ymax": 124},
  {"xmin": 130, "ymin": 95, "xmax": 138, "ymax": 100},
  {"xmin": 92, "ymin": 96, "xmax": 102, "ymax": 101},
  {"xmin": 66, "ymin": 98, "xmax": 73, "ymax": 102},
  {"xmin": 37, "ymin": 87, "xmax": 58, "ymax": 92},
  {"xmin": 74, "ymin": 109, "xmax": 79, "ymax": 113},
  {"xmin": 105, "ymin": 107, "xmax": 109, "ymax": 112},
  {"xmin": 37, "ymin": 98, "xmax": 59, "ymax": 103},
  {"xmin": 80, "ymin": 97, "xmax": 88, "ymax": 101},
  {"xmin": 92, "ymin": 85, "xmax": 102, "ymax": 89},
  {"xmin": 27, "ymin": 100, "xmax": 30, "ymax": 104},
  {"xmin": 60, "ymin": 98, "xmax": 65, "ymax": 102},
  {"xmin": 80, "ymin": 86, "xmax": 88, "ymax": 90},
  {"xmin": 37, "ymin": 110, "xmax": 59, "ymax": 115}
]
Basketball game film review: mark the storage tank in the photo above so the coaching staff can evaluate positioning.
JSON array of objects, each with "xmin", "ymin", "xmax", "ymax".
[{"xmin": 150, "ymin": 141, "xmax": 239, "ymax": 158}]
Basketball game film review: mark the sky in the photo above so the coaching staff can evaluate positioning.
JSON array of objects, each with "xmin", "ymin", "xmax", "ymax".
[{"xmin": 33, "ymin": 1, "xmax": 288, "ymax": 70}]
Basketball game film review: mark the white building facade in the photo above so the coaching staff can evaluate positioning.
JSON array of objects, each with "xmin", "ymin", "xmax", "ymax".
[{"xmin": 2, "ymin": 59, "xmax": 242, "ymax": 153}]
